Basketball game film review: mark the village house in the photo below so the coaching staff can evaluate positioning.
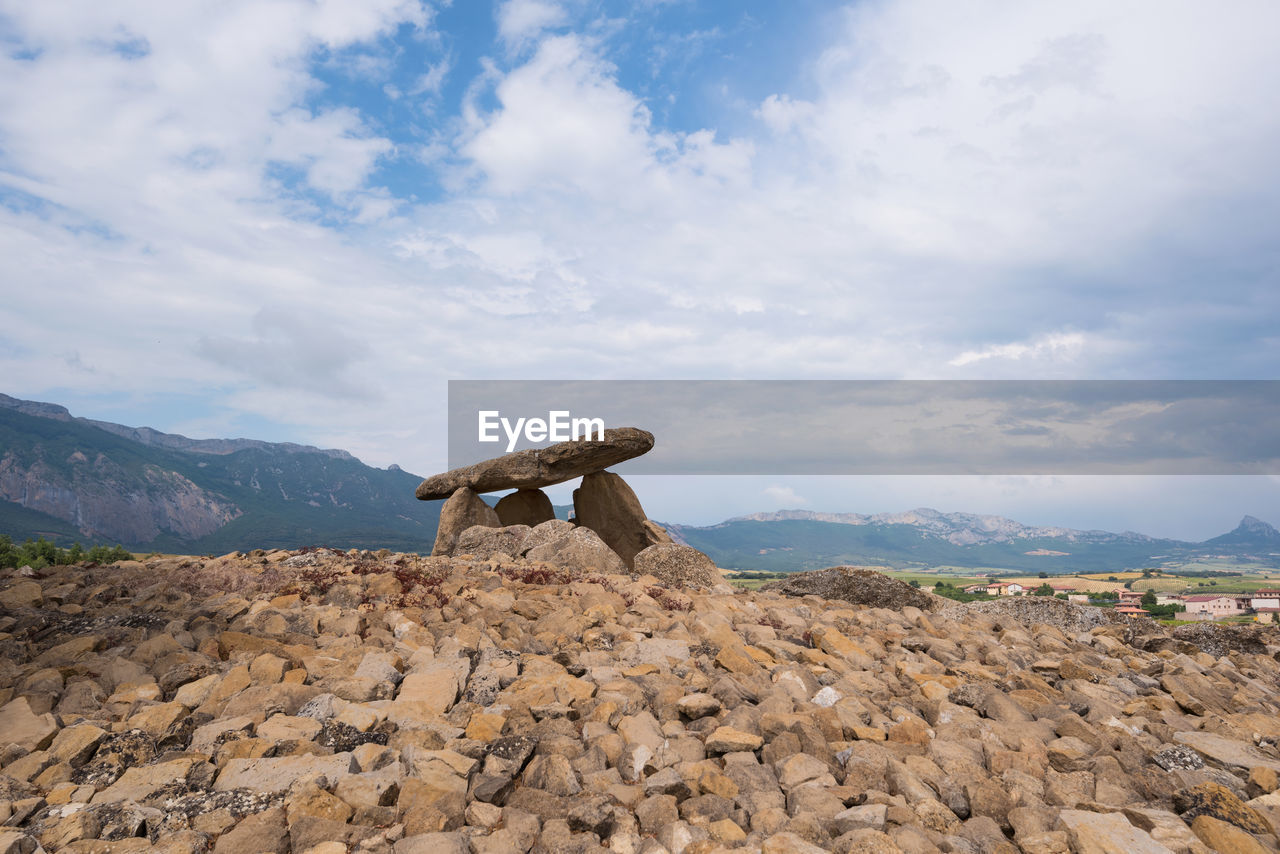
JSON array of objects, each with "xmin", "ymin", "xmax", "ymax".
[
  {"xmin": 1182, "ymin": 594, "xmax": 1248, "ymax": 619},
  {"xmin": 1115, "ymin": 605, "xmax": 1150, "ymax": 618},
  {"xmin": 1251, "ymin": 589, "xmax": 1280, "ymax": 610}
]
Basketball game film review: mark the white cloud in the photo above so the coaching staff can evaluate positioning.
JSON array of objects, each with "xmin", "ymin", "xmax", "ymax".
[
  {"xmin": 763, "ymin": 485, "xmax": 808, "ymax": 507},
  {"xmin": 3, "ymin": 0, "xmax": 1280, "ymax": 490},
  {"xmin": 496, "ymin": 0, "xmax": 567, "ymax": 50},
  {"xmin": 949, "ymin": 332, "xmax": 1087, "ymax": 367}
]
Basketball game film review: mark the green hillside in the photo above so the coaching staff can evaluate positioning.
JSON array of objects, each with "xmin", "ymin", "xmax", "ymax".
[
  {"xmin": 0, "ymin": 405, "xmax": 439, "ymax": 552},
  {"xmin": 671, "ymin": 519, "xmax": 1195, "ymax": 574}
]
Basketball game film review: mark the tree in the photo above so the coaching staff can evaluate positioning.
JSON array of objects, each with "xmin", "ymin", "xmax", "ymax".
[
  {"xmin": 1141, "ymin": 590, "xmax": 1157, "ymax": 607},
  {"xmin": 1038, "ymin": 572, "xmax": 1048, "ymax": 579},
  {"xmin": 1034, "ymin": 583, "xmax": 1054, "ymax": 596}
]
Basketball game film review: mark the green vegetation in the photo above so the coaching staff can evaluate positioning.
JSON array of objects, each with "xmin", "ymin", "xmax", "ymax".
[
  {"xmin": 931, "ymin": 581, "xmax": 996, "ymax": 603},
  {"xmin": 727, "ymin": 570, "xmax": 788, "ymax": 590},
  {"xmin": 0, "ymin": 535, "xmax": 132, "ymax": 569}
]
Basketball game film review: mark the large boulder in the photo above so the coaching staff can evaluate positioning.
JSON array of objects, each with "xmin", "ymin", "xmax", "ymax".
[
  {"xmin": 763, "ymin": 566, "xmax": 941, "ymax": 611},
  {"xmin": 634, "ymin": 543, "xmax": 720, "ymax": 588},
  {"xmin": 432, "ymin": 487, "xmax": 500, "ymax": 557},
  {"xmin": 572, "ymin": 471, "xmax": 671, "ymax": 569},
  {"xmin": 521, "ymin": 519, "xmax": 577, "ymax": 554},
  {"xmin": 454, "ymin": 525, "xmax": 531, "ymax": 560},
  {"xmin": 525, "ymin": 526, "xmax": 627, "ymax": 575},
  {"xmin": 495, "ymin": 489, "xmax": 556, "ymax": 527},
  {"xmin": 416, "ymin": 428, "xmax": 654, "ymax": 500}
]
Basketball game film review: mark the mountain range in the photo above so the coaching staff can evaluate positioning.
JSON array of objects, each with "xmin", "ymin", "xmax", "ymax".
[
  {"xmin": 2, "ymin": 393, "xmax": 1277, "ymax": 573},
  {"xmin": 0, "ymin": 393, "xmax": 436, "ymax": 553}
]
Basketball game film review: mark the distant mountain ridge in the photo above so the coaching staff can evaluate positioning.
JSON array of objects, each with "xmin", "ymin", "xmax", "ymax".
[
  {"xmin": 0, "ymin": 394, "xmax": 353, "ymax": 460},
  {"xmin": 725, "ymin": 508, "xmax": 1153, "ymax": 547},
  {"xmin": 0, "ymin": 393, "xmax": 433, "ymax": 551},
  {"xmin": 670, "ymin": 508, "xmax": 1279, "ymax": 574}
]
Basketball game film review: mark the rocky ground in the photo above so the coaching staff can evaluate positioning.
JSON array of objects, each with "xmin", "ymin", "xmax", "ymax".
[{"xmin": 4, "ymin": 537, "xmax": 1280, "ymax": 853}]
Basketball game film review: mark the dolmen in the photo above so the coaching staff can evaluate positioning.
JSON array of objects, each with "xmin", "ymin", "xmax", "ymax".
[{"xmin": 417, "ymin": 427, "xmax": 708, "ymax": 578}]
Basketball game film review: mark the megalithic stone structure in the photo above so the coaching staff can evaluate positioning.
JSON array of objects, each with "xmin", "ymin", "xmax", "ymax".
[{"xmin": 417, "ymin": 427, "xmax": 675, "ymax": 568}]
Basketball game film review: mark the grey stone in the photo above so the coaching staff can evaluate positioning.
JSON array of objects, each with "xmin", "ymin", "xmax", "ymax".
[
  {"xmin": 432, "ymin": 487, "xmax": 500, "ymax": 556},
  {"xmin": 416, "ymin": 427, "xmax": 654, "ymax": 500}
]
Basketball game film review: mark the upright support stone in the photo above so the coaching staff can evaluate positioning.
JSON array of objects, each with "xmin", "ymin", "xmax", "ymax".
[
  {"xmin": 433, "ymin": 487, "xmax": 500, "ymax": 557},
  {"xmin": 495, "ymin": 488, "xmax": 555, "ymax": 527},
  {"xmin": 572, "ymin": 471, "xmax": 672, "ymax": 570}
]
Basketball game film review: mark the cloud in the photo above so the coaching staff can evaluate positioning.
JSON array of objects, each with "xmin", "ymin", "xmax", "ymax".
[
  {"xmin": 949, "ymin": 332, "xmax": 1087, "ymax": 367},
  {"xmin": 195, "ymin": 307, "xmax": 373, "ymax": 399},
  {"xmin": 3, "ymin": 0, "xmax": 1280, "ymax": 494},
  {"xmin": 763, "ymin": 485, "xmax": 807, "ymax": 506},
  {"xmin": 496, "ymin": 0, "xmax": 567, "ymax": 50}
]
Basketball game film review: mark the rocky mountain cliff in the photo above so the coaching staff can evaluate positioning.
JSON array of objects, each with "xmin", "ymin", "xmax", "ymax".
[
  {"xmin": 1205, "ymin": 516, "xmax": 1280, "ymax": 550},
  {"xmin": 0, "ymin": 395, "xmax": 435, "ymax": 552}
]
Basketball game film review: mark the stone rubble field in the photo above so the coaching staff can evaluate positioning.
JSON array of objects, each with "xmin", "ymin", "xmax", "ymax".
[{"xmin": 4, "ymin": 528, "xmax": 1280, "ymax": 853}]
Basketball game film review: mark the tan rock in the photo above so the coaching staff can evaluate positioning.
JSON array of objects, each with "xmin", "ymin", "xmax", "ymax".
[
  {"xmin": 172, "ymin": 673, "xmax": 219, "ymax": 708},
  {"xmin": 126, "ymin": 701, "xmax": 187, "ymax": 737},
  {"xmin": 705, "ymin": 727, "xmax": 763, "ymax": 754},
  {"xmin": 212, "ymin": 805, "xmax": 288, "ymax": 854},
  {"xmin": 395, "ymin": 667, "xmax": 459, "ymax": 717},
  {"xmin": 257, "ymin": 714, "xmax": 323, "ymax": 742},
  {"xmin": 92, "ymin": 757, "xmax": 197, "ymax": 804},
  {"xmin": 1190, "ymin": 815, "xmax": 1269, "ymax": 854},
  {"xmin": 249, "ymin": 652, "xmax": 289, "ymax": 684},
  {"xmin": 46, "ymin": 724, "xmax": 106, "ymax": 768},
  {"xmin": 1056, "ymin": 809, "xmax": 1177, "ymax": 853},
  {"xmin": 0, "ymin": 697, "xmax": 58, "ymax": 752},
  {"xmin": 431, "ymin": 487, "xmax": 500, "ymax": 556},
  {"xmin": 0, "ymin": 830, "xmax": 37, "ymax": 854},
  {"xmin": 398, "ymin": 768, "xmax": 467, "ymax": 834},
  {"xmin": 0, "ymin": 581, "xmax": 42, "ymax": 609},
  {"xmin": 214, "ymin": 753, "xmax": 356, "ymax": 795},
  {"xmin": 573, "ymin": 471, "xmax": 670, "ymax": 568},
  {"xmin": 287, "ymin": 780, "xmax": 354, "ymax": 825}
]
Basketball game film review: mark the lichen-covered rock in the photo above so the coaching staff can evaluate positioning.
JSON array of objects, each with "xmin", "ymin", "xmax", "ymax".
[
  {"xmin": 633, "ymin": 542, "xmax": 719, "ymax": 588},
  {"xmin": 763, "ymin": 565, "xmax": 941, "ymax": 611}
]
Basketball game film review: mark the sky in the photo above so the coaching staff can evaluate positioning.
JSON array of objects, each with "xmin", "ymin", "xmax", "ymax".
[{"xmin": 1, "ymin": 0, "xmax": 1278, "ymax": 540}]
